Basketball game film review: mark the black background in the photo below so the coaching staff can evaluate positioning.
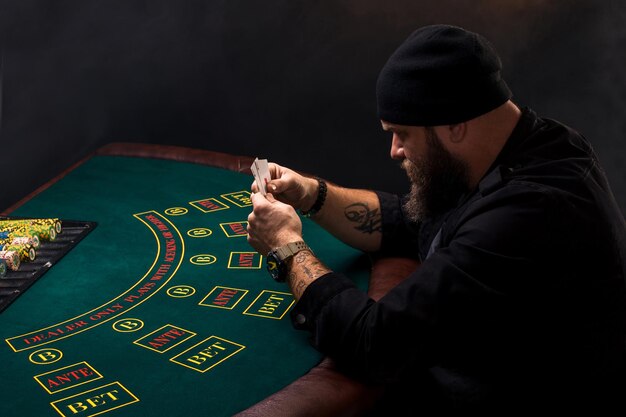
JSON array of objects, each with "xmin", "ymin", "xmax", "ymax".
[{"xmin": 1, "ymin": 0, "xmax": 624, "ymax": 213}]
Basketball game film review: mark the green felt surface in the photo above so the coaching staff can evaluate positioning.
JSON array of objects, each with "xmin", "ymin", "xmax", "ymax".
[{"xmin": 0, "ymin": 156, "xmax": 370, "ymax": 417}]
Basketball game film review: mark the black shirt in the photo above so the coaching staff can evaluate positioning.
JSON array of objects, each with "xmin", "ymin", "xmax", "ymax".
[{"xmin": 291, "ymin": 108, "xmax": 626, "ymax": 411}]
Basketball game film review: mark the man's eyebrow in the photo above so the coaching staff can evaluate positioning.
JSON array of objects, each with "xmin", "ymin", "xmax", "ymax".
[{"xmin": 384, "ymin": 125, "xmax": 405, "ymax": 133}]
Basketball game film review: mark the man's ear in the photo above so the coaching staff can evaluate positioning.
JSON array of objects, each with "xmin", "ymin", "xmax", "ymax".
[{"xmin": 448, "ymin": 123, "xmax": 467, "ymax": 144}]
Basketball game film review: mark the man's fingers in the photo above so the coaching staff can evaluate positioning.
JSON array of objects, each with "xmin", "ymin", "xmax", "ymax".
[
  {"xmin": 250, "ymin": 190, "xmax": 266, "ymax": 206},
  {"xmin": 266, "ymin": 181, "xmax": 278, "ymax": 193},
  {"xmin": 251, "ymin": 191, "xmax": 277, "ymax": 214},
  {"xmin": 266, "ymin": 178, "xmax": 284, "ymax": 194}
]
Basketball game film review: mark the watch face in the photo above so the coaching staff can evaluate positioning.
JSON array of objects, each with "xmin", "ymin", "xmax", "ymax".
[{"xmin": 266, "ymin": 252, "xmax": 285, "ymax": 282}]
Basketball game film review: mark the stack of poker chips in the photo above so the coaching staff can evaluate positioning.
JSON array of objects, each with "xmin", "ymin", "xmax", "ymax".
[
  {"xmin": 0, "ymin": 218, "xmax": 60, "ymax": 241},
  {"xmin": 0, "ymin": 218, "xmax": 62, "ymax": 274}
]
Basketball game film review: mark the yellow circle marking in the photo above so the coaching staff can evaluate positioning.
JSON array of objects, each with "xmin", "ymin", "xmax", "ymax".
[
  {"xmin": 29, "ymin": 348, "xmax": 63, "ymax": 365},
  {"xmin": 190, "ymin": 254, "xmax": 217, "ymax": 266},
  {"xmin": 164, "ymin": 207, "xmax": 188, "ymax": 216},
  {"xmin": 187, "ymin": 228, "xmax": 213, "ymax": 238},
  {"xmin": 167, "ymin": 285, "xmax": 196, "ymax": 298},
  {"xmin": 112, "ymin": 318, "xmax": 145, "ymax": 333}
]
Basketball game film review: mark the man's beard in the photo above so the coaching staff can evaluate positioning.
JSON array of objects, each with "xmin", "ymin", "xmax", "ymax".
[{"xmin": 402, "ymin": 128, "xmax": 471, "ymax": 222}]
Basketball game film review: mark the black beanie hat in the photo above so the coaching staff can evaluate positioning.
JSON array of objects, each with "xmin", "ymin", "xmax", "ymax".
[{"xmin": 376, "ymin": 25, "xmax": 512, "ymax": 126}]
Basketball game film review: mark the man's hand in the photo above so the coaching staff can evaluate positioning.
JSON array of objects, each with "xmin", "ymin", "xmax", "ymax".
[
  {"xmin": 249, "ymin": 161, "xmax": 383, "ymax": 253},
  {"xmin": 251, "ymin": 163, "xmax": 319, "ymax": 212},
  {"xmin": 247, "ymin": 192, "xmax": 304, "ymax": 255}
]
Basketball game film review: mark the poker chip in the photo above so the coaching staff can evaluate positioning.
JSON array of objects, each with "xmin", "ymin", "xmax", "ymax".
[
  {"xmin": 31, "ymin": 224, "xmax": 57, "ymax": 241},
  {"xmin": 52, "ymin": 219, "xmax": 62, "ymax": 234},
  {"xmin": 0, "ymin": 250, "xmax": 20, "ymax": 271},
  {"xmin": 28, "ymin": 218, "xmax": 62, "ymax": 235},
  {"xmin": 7, "ymin": 235, "xmax": 40, "ymax": 249},
  {"xmin": 0, "ymin": 235, "xmax": 40, "ymax": 250},
  {"xmin": 1, "ymin": 243, "xmax": 36, "ymax": 262}
]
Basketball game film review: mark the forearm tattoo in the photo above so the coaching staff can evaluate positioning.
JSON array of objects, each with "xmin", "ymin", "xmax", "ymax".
[
  {"xmin": 288, "ymin": 250, "xmax": 330, "ymax": 299},
  {"xmin": 344, "ymin": 202, "xmax": 382, "ymax": 234},
  {"xmin": 294, "ymin": 251, "xmax": 308, "ymax": 264},
  {"xmin": 288, "ymin": 271, "xmax": 308, "ymax": 298}
]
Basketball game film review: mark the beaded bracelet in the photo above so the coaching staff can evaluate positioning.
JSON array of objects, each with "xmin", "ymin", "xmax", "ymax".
[{"xmin": 300, "ymin": 177, "xmax": 327, "ymax": 218}]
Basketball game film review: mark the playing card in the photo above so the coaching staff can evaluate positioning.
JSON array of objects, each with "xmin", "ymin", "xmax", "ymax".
[
  {"xmin": 250, "ymin": 161, "xmax": 262, "ymax": 194},
  {"xmin": 251, "ymin": 158, "xmax": 271, "ymax": 196}
]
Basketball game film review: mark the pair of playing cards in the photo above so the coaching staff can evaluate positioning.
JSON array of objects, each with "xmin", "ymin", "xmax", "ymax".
[{"xmin": 250, "ymin": 158, "xmax": 271, "ymax": 196}]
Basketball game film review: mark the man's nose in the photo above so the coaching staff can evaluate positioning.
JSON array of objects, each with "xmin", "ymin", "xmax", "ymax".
[{"xmin": 390, "ymin": 134, "xmax": 405, "ymax": 160}]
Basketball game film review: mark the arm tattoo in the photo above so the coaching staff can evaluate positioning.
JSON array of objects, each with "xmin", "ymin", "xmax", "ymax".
[
  {"xmin": 287, "ymin": 271, "xmax": 308, "ymax": 299},
  {"xmin": 287, "ymin": 250, "xmax": 331, "ymax": 299},
  {"xmin": 344, "ymin": 202, "xmax": 382, "ymax": 234},
  {"xmin": 296, "ymin": 252, "xmax": 327, "ymax": 280},
  {"xmin": 302, "ymin": 264, "xmax": 314, "ymax": 279},
  {"xmin": 293, "ymin": 279, "xmax": 307, "ymax": 299},
  {"xmin": 294, "ymin": 251, "xmax": 308, "ymax": 264},
  {"xmin": 310, "ymin": 258, "xmax": 330, "ymax": 277}
]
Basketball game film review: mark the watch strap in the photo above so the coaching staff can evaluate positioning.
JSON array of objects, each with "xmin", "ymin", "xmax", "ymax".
[{"xmin": 272, "ymin": 241, "xmax": 311, "ymax": 261}]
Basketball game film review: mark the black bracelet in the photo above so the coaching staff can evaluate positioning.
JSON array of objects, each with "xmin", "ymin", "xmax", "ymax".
[{"xmin": 301, "ymin": 177, "xmax": 327, "ymax": 218}]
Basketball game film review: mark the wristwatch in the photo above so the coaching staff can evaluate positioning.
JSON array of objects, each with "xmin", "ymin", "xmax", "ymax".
[{"xmin": 266, "ymin": 241, "xmax": 312, "ymax": 282}]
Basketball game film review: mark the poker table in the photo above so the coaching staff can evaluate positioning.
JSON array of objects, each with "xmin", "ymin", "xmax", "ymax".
[{"xmin": 0, "ymin": 143, "xmax": 417, "ymax": 417}]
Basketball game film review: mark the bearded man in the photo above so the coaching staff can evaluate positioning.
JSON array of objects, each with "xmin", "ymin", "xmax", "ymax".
[{"xmin": 247, "ymin": 25, "xmax": 626, "ymax": 412}]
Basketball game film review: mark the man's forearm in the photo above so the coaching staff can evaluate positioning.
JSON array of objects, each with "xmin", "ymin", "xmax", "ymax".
[
  {"xmin": 309, "ymin": 183, "xmax": 383, "ymax": 253},
  {"xmin": 287, "ymin": 249, "xmax": 332, "ymax": 300}
]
